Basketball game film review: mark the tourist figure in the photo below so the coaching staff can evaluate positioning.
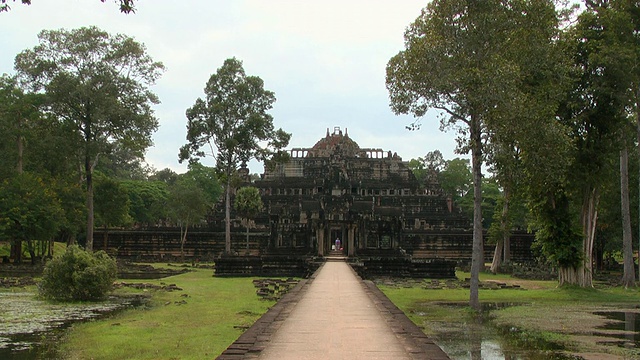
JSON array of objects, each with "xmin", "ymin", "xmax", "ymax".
[{"xmin": 335, "ymin": 238, "xmax": 341, "ymax": 252}]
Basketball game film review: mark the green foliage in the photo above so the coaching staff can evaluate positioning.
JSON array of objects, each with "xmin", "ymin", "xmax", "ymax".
[
  {"xmin": 530, "ymin": 193, "xmax": 583, "ymax": 268},
  {"xmin": 179, "ymin": 57, "xmax": 290, "ymax": 254},
  {"xmin": 407, "ymin": 158, "xmax": 427, "ymax": 184},
  {"xmin": 14, "ymin": 26, "xmax": 164, "ymax": 250},
  {"xmin": 38, "ymin": 245, "xmax": 117, "ymax": 301},
  {"xmin": 234, "ymin": 186, "xmax": 263, "ymax": 220},
  {"xmin": 149, "ymin": 168, "xmax": 179, "ymax": 186},
  {"xmin": 0, "ymin": 74, "xmax": 46, "ymax": 179},
  {"xmin": 439, "ymin": 158, "xmax": 472, "ymax": 201},
  {"xmin": 93, "ymin": 174, "xmax": 132, "ymax": 228},
  {"xmin": 183, "ymin": 162, "xmax": 222, "ymax": 207},
  {"xmin": 120, "ymin": 180, "xmax": 169, "ymax": 226},
  {"xmin": 179, "ymin": 57, "xmax": 290, "ymax": 169},
  {"xmin": 167, "ymin": 176, "xmax": 208, "ymax": 228},
  {"xmin": 0, "ymin": 172, "xmax": 64, "ymax": 242}
]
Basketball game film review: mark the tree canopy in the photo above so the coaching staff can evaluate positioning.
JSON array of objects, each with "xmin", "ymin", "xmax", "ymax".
[
  {"xmin": 14, "ymin": 26, "xmax": 164, "ymax": 251},
  {"xmin": 387, "ymin": 0, "xmax": 564, "ymax": 307},
  {"xmin": 179, "ymin": 57, "xmax": 290, "ymax": 255}
]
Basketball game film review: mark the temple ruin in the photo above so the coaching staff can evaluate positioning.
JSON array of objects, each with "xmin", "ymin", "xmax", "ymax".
[{"xmin": 97, "ymin": 127, "xmax": 533, "ymax": 277}]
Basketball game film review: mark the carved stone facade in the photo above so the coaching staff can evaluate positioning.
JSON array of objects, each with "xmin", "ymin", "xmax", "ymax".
[
  {"xmin": 95, "ymin": 126, "xmax": 533, "ymax": 277},
  {"xmin": 253, "ymin": 126, "xmax": 473, "ymax": 258}
]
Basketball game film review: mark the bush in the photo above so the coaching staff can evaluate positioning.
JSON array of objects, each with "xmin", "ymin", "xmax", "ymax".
[{"xmin": 38, "ymin": 245, "xmax": 117, "ymax": 301}]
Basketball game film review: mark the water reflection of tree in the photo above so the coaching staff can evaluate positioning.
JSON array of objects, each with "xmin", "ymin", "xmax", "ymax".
[
  {"xmin": 625, "ymin": 312, "xmax": 635, "ymax": 346},
  {"xmin": 470, "ymin": 315, "xmax": 482, "ymax": 360}
]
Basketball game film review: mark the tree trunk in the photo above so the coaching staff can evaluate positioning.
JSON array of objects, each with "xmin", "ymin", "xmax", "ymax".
[
  {"xmin": 490, "ymin": 239, "xmax": 503, "ymax": 274},
  {"xmin": 560, "ymin": 187, "xmax": 599, "ymax": 287},
  {"xmin": 225, "ymin": 177, "xmax": 231, "ymax": 255},
  {"xmin": 580, "ymin": 187, "xmax": 598, "ymax": 287},
  {"xmin": 10, "ymin": 240, "xmax": 22, "ymax": 264},
  {"xmin": 17, "ymin": 116, "xmax": 23, "ymax": 174},
  {"xmin": 180, "ymin": 223, "xmax": 189, "ymax": 262},
  {"xmin": 502, "ymin": 188, "xmax": 511, "ymax": 263},
  {"xmin": 469, "ymin": 114, "xmax": 484, "ymax": 310},
  {"xmin": 490, "ymin": 189, "xmax": 510, "ymax": 274},
  {"xmin": 621, "ymin": 147, "xmax": 635, "ymax": 287},
  {"xmin": 636, "ymin": 85, "xmax": 640, "ymax": 282},
  {"xmin": 11, "ymin": 118, "xmax": 24, "ymax": 263},
  {"xmin": 85, "ymin": 154, "xmax": 94, "ymax": 252}
]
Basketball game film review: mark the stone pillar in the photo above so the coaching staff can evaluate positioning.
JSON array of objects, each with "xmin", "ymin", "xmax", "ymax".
[
  {"xmin": 348, "ymin": 225, "xmax": 355, "ymax": 257},
  {"xmin": 317, "ymin": 225, "xmax": 325, "ymax": 257}
]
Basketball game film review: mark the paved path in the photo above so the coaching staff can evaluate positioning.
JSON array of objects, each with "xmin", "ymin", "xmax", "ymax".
[
  {"xmin": 257, "ymin": 260, "xmax": 411, "ymax": 360},
  {"xmin": 217, "ymin": 260, "xmax": 450, "ymax": 359}
]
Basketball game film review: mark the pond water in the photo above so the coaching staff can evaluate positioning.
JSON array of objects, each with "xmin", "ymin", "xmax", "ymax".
[
  {"xmin": 593, "ymin": 310, "xmax": 640, "ymax": 348},
  {"xmin": 0, "ymin": 292, "xmax": 146, "ymax": 359},
  {"xmin": 414, "ymin": 302, "xmax": 582, "ymax": 360}
]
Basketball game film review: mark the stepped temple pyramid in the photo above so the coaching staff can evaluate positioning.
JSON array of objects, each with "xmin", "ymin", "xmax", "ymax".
[
  {"xmin": 254, "ymin": 126, "xmax": 471, "ymax": 257},
  {"xmin": 98, "ymin": 126, "xmax": 533, "ymax": 277}
]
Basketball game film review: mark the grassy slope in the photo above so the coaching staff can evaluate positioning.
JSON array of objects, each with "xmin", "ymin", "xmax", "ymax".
[{"xmin": 60, "ymin": 267, "xmax": 275, "ymax": 360}]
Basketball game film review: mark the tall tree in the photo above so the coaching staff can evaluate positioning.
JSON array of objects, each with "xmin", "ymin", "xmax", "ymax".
[
  {"xmin": 387, "ymin": 0, "xmax": 563, "ymax": 308},
  {"xmin": 179, "ymin": 58, "xmax": 290, "ymax": 255},
  {"xmin": 547, "ymin": 1, "xmax": 636, "ymax": 286},
  {"xmin": 15, "ymin": 26, "xmax": 164, "ymax": 251},
  {"xmin": 387, "ymin": 0, "xmax": 558, "ymax": 309},
  {"xmin": 0, "ymin": 75, "xmax": 44, "ymax": 178}
]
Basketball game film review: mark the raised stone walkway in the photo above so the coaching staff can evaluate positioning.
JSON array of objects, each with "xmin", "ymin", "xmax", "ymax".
[{"xmin": 217, "ymin": 258, "xmax": 450, "ymax": 359}]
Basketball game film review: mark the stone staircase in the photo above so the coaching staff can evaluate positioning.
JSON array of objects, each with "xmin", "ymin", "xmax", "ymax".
[{"xmin": 325, "ymin": 250, "xmax": 346, "ymax": 261}]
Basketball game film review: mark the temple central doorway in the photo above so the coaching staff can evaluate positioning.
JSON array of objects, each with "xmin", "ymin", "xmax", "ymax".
[{"xmin": 330, "ymin": 227, "xmax": 343, "ymax": 253}]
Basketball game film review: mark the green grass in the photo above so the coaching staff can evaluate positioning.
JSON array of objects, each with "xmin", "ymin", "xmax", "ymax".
[
  {"xmin": 60, "ymin": 266, "xmax": 276, "ymax": 360},
  {"xmin": 380, "ymin": 271, "xmax": 640, "ymax": 357},
  {"xmin": 382, "ymin": 272, "xmax": 639, "ymax": 311}
]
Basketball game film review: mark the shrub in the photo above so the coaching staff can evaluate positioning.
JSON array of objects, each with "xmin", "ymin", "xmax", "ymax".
[{"xmin": 38, "ymin": 245, "xmax": 117, "ymax": 301}]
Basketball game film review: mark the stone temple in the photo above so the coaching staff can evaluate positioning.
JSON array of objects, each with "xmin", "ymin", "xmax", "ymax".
[
  {"xmin": 98, "ymin": 126, "xmax": 533, "ymax": 277},
  {"xmin": 254, "ymin": 126, "xmax": 471, "ymax": 256}
]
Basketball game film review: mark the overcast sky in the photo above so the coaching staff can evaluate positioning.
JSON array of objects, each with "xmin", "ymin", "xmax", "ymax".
[{"xmin": 1, "ymin": 0, "xmax": 461, "ymax": 174}]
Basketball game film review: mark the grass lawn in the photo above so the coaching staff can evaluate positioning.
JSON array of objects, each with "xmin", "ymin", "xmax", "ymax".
[
  {"xmin": 379, "ymin": 270, "xmax": 640, "ymax": 359},
  {"xmin": 60, "ymin": 265, "xmax": 276, "ymax": 360}
]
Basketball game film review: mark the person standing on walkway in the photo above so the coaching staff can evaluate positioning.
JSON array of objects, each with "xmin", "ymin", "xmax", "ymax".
[{"xmin": 335, "ymin": 238, "xmax": 341, "ymax": 251}]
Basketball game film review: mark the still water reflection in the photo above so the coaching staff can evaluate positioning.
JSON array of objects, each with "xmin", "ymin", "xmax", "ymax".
[
  {"xmin": 0, "ymin": 292, "xmax": 145, "ymax": 359},
  {"xmin": 593, "ymin": 311, "xmax": 640, "ymax": 348},
  {"xmin": 416, "ymin": 302, "xmax": 581, "ymax": 360}
]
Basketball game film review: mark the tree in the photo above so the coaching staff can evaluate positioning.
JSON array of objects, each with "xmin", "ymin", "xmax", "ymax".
[
  {"xmin": 439, "ymin": 158, "xmax": 472, "ymax": 202},
  {"xmin": 234, "ymin": 186, "xmax": 264, "ymax": 252},
  {"xmin": 1, "ymin": 0, "xmax": 136, "ymax": 13},
  {"xmin": 94, "ymin": 175, "xmax": 131, "ymax": 229},
  {"xmin": 0, "ymin": 173, "xmax": 64, "ymax": 263},
  {"xmin": 387, "ymin": 0, "xmax": 562, "ymax": 308},
  {"xmin": 120, "ymin": 180, "xmax": 169, "ymax": 226},
  {"xmin": 544, "ymin": 1, "xmax": 637, "ymax": 287},
  {"xmin": 149, "ymin": 168, "xmax": 179, "ymax": 186},
  {"xmin": 183, "ymin": 162, "xmax": 223, "ymax": 209},
  {"xmin": 15, "ymin": 27, "xmax": 164, "ymax": 251},
  {"xmin": 0, "ymin": 75, "xmax": 46, "ymax": 178},
  {"xmin": 167, "ymin": 176, "xmax": 208, "ymax": 261},
  {"xmin": 179, "ymin": 58, "xmax": 290, "ymax": 255},
  {"xmin": 408, "ymin": 150, "xmax": 446, "ymax": 186}
]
